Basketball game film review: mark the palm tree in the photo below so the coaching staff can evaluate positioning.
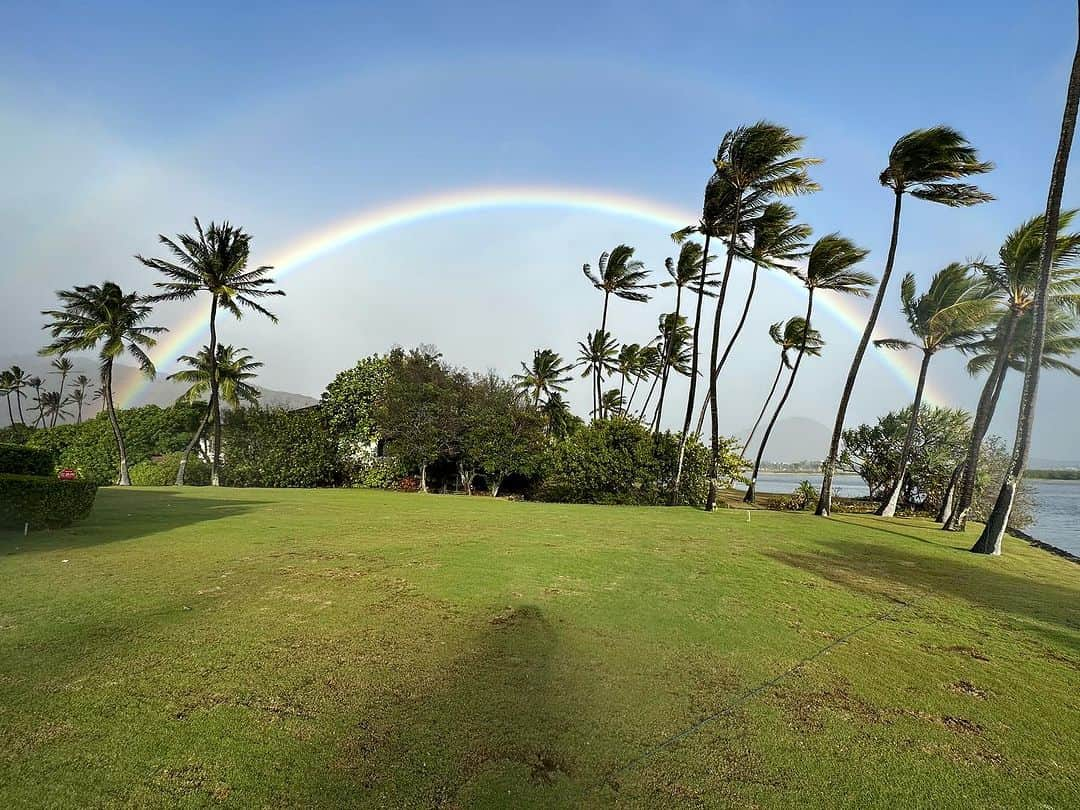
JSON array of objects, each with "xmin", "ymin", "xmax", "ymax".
[
  {"xmin": 654, "ymin": 242, "xmax": 716, "ymax": 430},
  {"xmin": 540, "ymin": 392, "xmax": 574, "ymax": 439},
  {"xmin": 0, "ymin": 370, "xmax": 14, "ymax": 426},
  {"xmin": 138, "ymin": 218, "xmax": 284, "ymax": 486},
  {"xmin": 168, "ymin": 344, "xmax": 263, "ymax": 485},
  {"xmin": 703, "ymin": 123, "xmax": 821, "ymax": 512},
  {"xmin": 582, "ymin": 245, "xmax": 653, "ymax": 416},
  {"xmin": 47, "ymin": 357, "xmax": 75, "ymax": 427},
  {"xmin": 27, "ymin": 377, "xmax": 44, "ymax": 427},
  {"xmin": 695, "ymin": 202, "xmax": 813, "ymax": 434},
  {"xmin": 616, "ymin": 343, "xmax": 643, "ymax": 402},
  {"xmin": 513, "ymin": 349, "xmax": 573, "ymax": 408},
  {"xmin": 943, "ymin": 211, "xmax": 1080, "ymax": 531},
  {"xmin": 575, "ymin": 330, "xmax": 619, "ymax": 418},
  {"xmin": 646, "ymin": 315, "xmax": 692, "ymax": 427},
  {"xmin": 71, "ymin": 374, "xmax": 92, "ymax": 424},
  {"xmin": 6, "ymin": 365, "xmax": 30, "ymax": 425},
  {"xmin": 740, "ymin": 318, "xmax": 824, "ymax": 459},
  {"xmin": 976, "ymin": 26, "xmax": 1080, "ymax": 554},
  {"xmin": 872, "ymin": 264, "xmax": 998, "ymax": 517},
  {"xmin": 39, "ymin": 391, "xmax": 72, "ymax": 427},
  {"xmin": 817, "ymin": 127, "xmax": 993, "ymax": 516},
  {"xmin": 601, "ymin": 388, "xmax": 625, "ymax": 417},
  {"xmin": 625, "ymin": 343, "xmax": 661, "ymax": 418},
  {"xmin": 745, "ymin": 235, "xmax": 873, "ymax": 503},
  {"xmin": 40, "ymin": 282, "xmax": 165, "ymax": 485}
]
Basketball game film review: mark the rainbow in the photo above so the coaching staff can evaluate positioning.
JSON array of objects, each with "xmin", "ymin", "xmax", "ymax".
[{"xmin": 118, "ymin": 185, "xmax": 943, "ymax": 407}]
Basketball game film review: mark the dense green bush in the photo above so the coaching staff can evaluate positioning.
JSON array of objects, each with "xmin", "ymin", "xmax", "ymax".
[
  {"xmin": 221, "ymin": 406, "xmax": 341, "ymax": 487},
  {"xmin": 0, "ymin": 473, "xmax": 98, "ymax": 530},
  {"xmin": 535, "ymin": 418, "xmax": 713, "ymax": 506},
  {"xmin": 0, "ymin": 424, "xmax": 35, "ymax": 446},
  {"xmin": 321, "ymin": 354, "xmax": 391, "ymax": 444},
  {"xmin": 0, "ymin": 443, "xmax": 55, "ymax": 476},
  {"xmin": 25, "ymin": 404, "xmax": 202, "ymax": 484},
  {"xmin": 129, "ymin": 452, "xmax": 210, "ymax": 486}
]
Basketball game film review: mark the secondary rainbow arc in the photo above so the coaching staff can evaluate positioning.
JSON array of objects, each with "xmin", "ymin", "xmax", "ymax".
[{"xmin": 118, "ymin": 185, "xmax": 943, "ymax": 407}]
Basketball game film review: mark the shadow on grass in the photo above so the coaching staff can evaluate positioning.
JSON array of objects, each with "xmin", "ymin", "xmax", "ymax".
[
  {"xmin": 0, "ymin": 487, "xmax": 273, "ymax": 551},
  {"xmin": 765, "ymin": 534, "xmax": 1080, "ymax": 646},
  {"xmin": 337, "ymin": 603, "xmax": 587, "ymax": 805}
]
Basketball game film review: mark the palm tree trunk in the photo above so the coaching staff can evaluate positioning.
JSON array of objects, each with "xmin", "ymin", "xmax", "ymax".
[
  {"xmin": 626, "ymin": 371, "xmax": 644, "ymax": 414},
  {"xmin": 817, "ymin": 190, "xmax": 904, "ymax": 516},
  {"xmin": 76, "ymin": 399, "xmax": 83, "ymax": 425},
  {"xmin": 697, "ymin": 261, "xmax": 760, "ymax": 435},
  {"xmin": 52, "ymin": 370, "xmax": 68, "ymax": 428},
  {"xmin": 420, "ymin": 462, "xmax": 428, "ymax": 493},
  {"xmin": 596, "ymin": 293, "xmax": 611, "ymax": 418},
  {"xmin": 877, "ymin": 349, "xmax": 933, "ymax": 517},
  {"xmin": 4, "ymin": 394, "xmax": 13, "ymax": 427},
  {"xmin": 15, "ymin": 384, "xmax": 25, "ymax": 426},
  {"xmin": 673, "ymin": 232, "xmax": 712, "ymax": 503},
  {"xmin": 706, "ymin": 203, "xmax": 744, "ymax": 511},
  {"xmin": 741, "ymin": 356, "xmax": 786, "ymax": 459},
  {"xmin": 943, "ymin": 312, "xmax": 1019, "ymax": 531},
  {"xmin": 974, "ymin": 14, "xmax": 1080, "ymax": 554},
  {"xmin": 936, "ymin": 462, "xmax": 964, "ymax": 522},
  {"xmin": 207, "ymin": 297, "xmax": 221, "ymax": 486},
  {"xmin": 176, "ymin": 405, "xmax": 212, "ymax": 485},
  {"xmin": 102, "ymin": 360, "xmax": 131, "ymax": 486},
  {"xmin": 654, "ymin": 287, "xmax": 684, "ymax": 432},
  {"xmin": 746, "ymin": 290, "xmax": 815, "ymax": 503}
]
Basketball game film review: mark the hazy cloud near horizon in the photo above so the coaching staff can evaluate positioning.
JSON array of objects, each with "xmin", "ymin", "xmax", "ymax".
[{"xmin": 1, "ymin": 1, "xmax": 1077, "ymax": 460}]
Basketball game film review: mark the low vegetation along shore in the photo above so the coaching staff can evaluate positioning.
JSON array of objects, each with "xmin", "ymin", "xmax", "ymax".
[{"xmin": 1, "ymin": 488, "xmax": 1077, "ymax": 808}]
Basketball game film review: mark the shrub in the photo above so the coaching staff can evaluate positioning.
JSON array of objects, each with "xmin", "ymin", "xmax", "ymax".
[
  {"xmin": 774, "ymin": 480, "xmax": 819, "ymax": 511},
  {"xmin": 129, "ymin": 452, "xmax": 211, "ymax": 486},
  {"xmin": 0, "ymin": 443, "xmax": 55, "ymax": 476},
  {"xmin": 0, "ymin": 473, "xmax": 98, "ymax": 530},
  {"xmin": 534, "ymin": 418, "xmax": 712, "ymax": 506},
  {"xmin": 25, "ymin": 404, "xmax": 202, "ymax": 485},
  {"xmin": 221, "ymin": 406, "xmax": 341, "ymax": 487}
]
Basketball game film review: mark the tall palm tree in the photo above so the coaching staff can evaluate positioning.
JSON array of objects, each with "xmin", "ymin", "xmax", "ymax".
[
  {"xmin": 39, "ymin": 390, "xmax": 72, "ymax": 427},
  {"xmin": 872, "ymin": 264, "xmax": 998, "ymax": 516},
  {"xmin": 513, "ymin": 349, "xmax": 573, "ymax": 408},
  {"xmin": 48, "ymin": 357, "xmax": 74, "ymax": 427},
  {"xmin": 168, "ymin": 344, "xmax": 263, "ymax": 485},
  {"xmin": 582, "ymin": 245, "xmax": 653, "ymax": 416},
  {"xmin": 695, "ymin": 202, "xmax": 813, "ymax": 434},
  {"xmin": 0, "ymin": 370, "xmax": 14, "ymax": 426},
  {"xmin": 943, "ymin": 211, "xmax": 1080, "ymax": 531},
  {"xmin": 817, "ymin": 127, "xmax": 993, "ymax": 516},
  {"xmin": 746, "ymin": 235, "xmax": 873, "ymax": 503},
  {"xmin": 704, "ymin": 123, "xmax": 821, "ymax": 512},
  {"xmin": 616, "ymin": 343, "xmax": 643, "ymax": 402},
  {"xmin": 6, "ymin": 366, "xmax": 30, "ymax": 425},
  {"xmin": 654, "ymin": 242, "xmax": 716, "ymax": 430},
  {"xmin": 976, "ymin": 26, "xmax": 1080, "ymax": 554},
  {"xmin": 27, "ymin": 377, "xmax": 44, "ymax": 427},
  {"xmin": 138, "ymin": 218, "xmax": 284, "ymax": 486},
  {"xmin": 647, "ymin": 314, "xmax": 693, "ymax": 428},
  {"xmin": 575, "ymin": 330, "xmax": 619, "ymax": 418},
  {"xmin": 41, "ymin": 282, "xmax": 165, "ymax": 485},
  {"xmin": 601, "ymin": 388, "xmax": 625, "ymax": 417},
  {"xmin": 71, "ymin": 374, "xmax": 92, "ymax": 424},
  {"xmin": 740, "ymin": 318, "xmax": 824, "ymax": 459}
]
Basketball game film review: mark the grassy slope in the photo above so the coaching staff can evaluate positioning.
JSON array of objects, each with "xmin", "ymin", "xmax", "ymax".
[{"xmin": 0, "ymin": 488, "xmax": 1077, "ymax": 809}]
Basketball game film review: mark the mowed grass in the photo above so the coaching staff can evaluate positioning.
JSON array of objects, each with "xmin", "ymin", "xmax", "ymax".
[{"xmin": 1, "ymin": 488, "xmax": 1077, "ymax": 808}]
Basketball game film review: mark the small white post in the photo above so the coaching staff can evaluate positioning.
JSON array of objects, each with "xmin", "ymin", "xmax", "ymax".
[{"xmin": 24, "ymin": 522, "xmax": 29, "ymax": 537}]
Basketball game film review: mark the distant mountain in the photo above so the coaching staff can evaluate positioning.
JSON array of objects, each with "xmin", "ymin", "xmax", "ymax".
[
  {"xmin": 740, "ymin": 416, "xmax": 831, "ymax": 463},
  {"xmin": 1, "ymin": 354, "xmax": 317, "ymax": 424},
  {"xmin": 1029, "ymin": 456, "xmax": 1080, "ymax": 470}
]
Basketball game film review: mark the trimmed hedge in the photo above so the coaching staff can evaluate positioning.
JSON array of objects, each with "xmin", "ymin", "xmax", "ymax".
[
  {"xmin": 0, "ymin": 473, "xmax": 98, "ymax": 530},
  {"xmin": 130, "ymin": 452, "xmax": 210, "ymax": 486},
  {"xmin": 0, "ymin": 443, "xmax": 54, "ymax": 477}
]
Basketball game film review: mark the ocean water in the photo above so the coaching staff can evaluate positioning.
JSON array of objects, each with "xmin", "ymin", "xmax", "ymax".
[{"xmin": 750, "ymin": 473, "xmax": 1079, "ymax": 557}]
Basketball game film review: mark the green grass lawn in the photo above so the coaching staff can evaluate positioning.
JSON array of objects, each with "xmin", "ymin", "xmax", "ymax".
[{"xmin": 1, "ymin": 488, "xmax": 1077, "ymax": 808}]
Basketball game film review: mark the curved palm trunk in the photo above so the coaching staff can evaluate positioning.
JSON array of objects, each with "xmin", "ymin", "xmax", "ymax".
[
  {"xmin": 52, "ymin": 370, "xmax": 68, "ymax": 428},
  {"xmin": 706, "ymin": 207, "xmax": 743, "ymax": 511},
  {"xmin": 974, "ymin": 17, "xmax": 1080, "ymax": 554},
  {"xmin": 102, "ymin": 360, "xmax": 131, "ymax": 486},
  {"xmin": 817, "ymin": 191, "xmax": 904, "ymax": 516},
  {"xmin": 75, "ymin": 398, "xmax": 83, "ymax": 425},
  {"xmin": 653, "ymin": 287, "xmax": 684, "ymax": 432},
  {"xmin": 625, "ymin": 371, "xmax": 644, "ymax": 415},
  {"xmin": 877, "ymin": 349, "xmax": 933, "ymax": 517},
  {"xmin": 943, "ymin": 313, "xmax": 1019, "ymax": 531},
  {"xmin": 596, "ymin": 294, "xmax": 611, "ymax": 418},
  {"xmin": 4, "ymin": 394, "xmax": 13, "ymax": 427},
  {"xmin": 741, "ymin": 356, "xmax": 786, "ymax": 459},
  {"xmin": 696, "ymin": 261, "xmax": 760, "ymax": 435},
  {"xmin": 207, "ymin": 297, "xmax": 222, "ymax": 487},
  {"xmin": 176, "ymin": 405, "xmax": 213, "ymax": 485},
  {"xmin": 672, "ymin": 233, "xmax": 712, "ymax": 503},
  {"xmin": 15, "ymin": 386, "xmax": 25, "ymax": 426},
  {"xmin": 746, "ymin": 290, "xmax": 815, "ymax": 503},
  {"xmin": 936, "ymin": 461, "xmax": 965, "ymax": 523},
  {"xmin": 32, "ymin": 385, "xmax": 43, "ymax": 427}
]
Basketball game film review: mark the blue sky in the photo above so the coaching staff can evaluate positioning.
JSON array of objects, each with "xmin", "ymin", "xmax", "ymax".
[{"xmin": 2, "ymin": 1, "xmax": 1077, "ymax": 459}]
